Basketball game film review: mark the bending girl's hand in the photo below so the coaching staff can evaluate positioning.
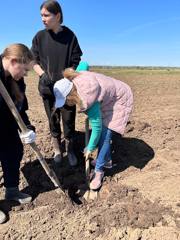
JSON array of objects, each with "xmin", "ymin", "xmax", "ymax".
[{"xmin": 84, "ymin": 147, "xmax": 92, "ymax": 161}]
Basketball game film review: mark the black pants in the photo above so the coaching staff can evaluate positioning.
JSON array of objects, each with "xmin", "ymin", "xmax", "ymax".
[
  {"xmin": 43, "ymin": 97, "xmax": 76, "ymax": 139},
  {"xmin": 0, "ymin": 132, "xmax": 23, "ymax": 188}
]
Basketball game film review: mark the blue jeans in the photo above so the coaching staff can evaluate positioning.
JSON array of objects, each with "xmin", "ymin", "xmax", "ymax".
[{"xmin": 95, "ymin": 126, "xmax": 112, "ymax": 172}]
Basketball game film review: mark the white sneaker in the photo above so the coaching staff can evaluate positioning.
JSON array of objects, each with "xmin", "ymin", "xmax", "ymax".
[
  {"xmin": 0, "ymin": 210, "xmax": 6, "ymax": 224},
  {"xmin": 90, "ymin": 171, "xmax": 104, "ymax": 190},
  {"xmin": 5, "ymin": 188, "xmax": 32, "ymax": 204}
]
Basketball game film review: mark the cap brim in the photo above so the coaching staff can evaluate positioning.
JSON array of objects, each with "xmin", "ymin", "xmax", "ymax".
[{"xmin": 55, "ymin": 97, "xmax": 66, "ymax": 108}]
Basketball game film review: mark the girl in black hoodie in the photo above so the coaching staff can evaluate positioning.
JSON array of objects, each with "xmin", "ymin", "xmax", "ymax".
[{"xmin": 0, "ymin": 43, "xmax": 36, "ymax": 223}]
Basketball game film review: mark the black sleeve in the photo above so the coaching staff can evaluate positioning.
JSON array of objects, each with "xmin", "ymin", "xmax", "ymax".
[
  {"xmin": 19, "ymin": 95, "xmax": 31, "ymax": 126},
  {"xmin": 0, "ymin": 94, "xmax": 4, "ymax": 106},
  {"xmin": 70, "ymin": 35, "xmax": 83, "ymax": 69},
  {"xmin": 17, "ymin": 79, "xmax": 35, "ymax": 129},
  {"xmin": 31, "ymin": 35, "xmax": 40, "ymax": 64},
  {"xmin": 19, "ymin": 95, "xmax": 36, "ymax": 132}
]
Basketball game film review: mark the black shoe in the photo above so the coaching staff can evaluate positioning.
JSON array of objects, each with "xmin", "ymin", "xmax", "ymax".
[{"xmin": 5, "ymin": 187, "xmax": 32, "ymax": 204}]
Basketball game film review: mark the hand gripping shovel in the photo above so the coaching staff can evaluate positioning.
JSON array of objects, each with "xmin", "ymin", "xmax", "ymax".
[{"xmin": 0, "ymin": 79, "xmax": 66, "ymax": 197}]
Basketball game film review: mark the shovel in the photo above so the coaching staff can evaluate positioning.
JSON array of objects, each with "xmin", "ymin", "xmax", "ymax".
[
  {"xmin": 82, "ymin": 118, "xmax": 98, "ymax": 201},
  {"xmin": 0, "ymin": 78, "xmax": 65, "ymax": 197},
  {"xmin": 85, "ymin": 118, "xmax": 90, "ymax": 184}
]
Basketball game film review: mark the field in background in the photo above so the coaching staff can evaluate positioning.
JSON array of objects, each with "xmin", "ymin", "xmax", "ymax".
[
  {"xmin": 0, "ymin": 67, "xmax": 180, "ymax": 240},
  {"xmin": 92, "ymin": 66, "xmax": 180, "ymax": 76}
]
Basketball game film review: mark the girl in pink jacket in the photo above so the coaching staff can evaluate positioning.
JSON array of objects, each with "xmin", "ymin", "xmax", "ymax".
[{"xmin": 53, "ymin": 67, "xmax": 133, "ymax": 190}]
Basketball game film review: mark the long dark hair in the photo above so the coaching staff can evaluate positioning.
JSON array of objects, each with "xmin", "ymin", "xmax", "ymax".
[
  {"xmin": 2, "ymin": 43, "xmax": 33, "ymax": 64},
  {"xmin": 40, "ymin": 0, "xmax": 63, "ymax": 24},
  {"xmin": 2, "ymin": 43, "xmax": 33, "ymax": 103}
]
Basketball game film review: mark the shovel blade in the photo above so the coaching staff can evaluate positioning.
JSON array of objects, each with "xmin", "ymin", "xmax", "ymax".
[
  {"xmin": 86, "ymin": 190, "xmax": 99, "ymax": 201},
  {"xmin": 78, "ymin": 188, "xmax": 99, "ymax": 201}
]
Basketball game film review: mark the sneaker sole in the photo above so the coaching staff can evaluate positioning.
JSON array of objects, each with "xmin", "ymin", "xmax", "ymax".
[
  {"xmin": 0, "ymin": 213, "xmax": 7, "ymax": 224},
  {"xmin": 6, "ymin": 196, "xmax": 32, "ymax": 204}
]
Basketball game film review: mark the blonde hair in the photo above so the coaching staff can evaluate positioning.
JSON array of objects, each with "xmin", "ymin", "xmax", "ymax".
[
  {"xmin": 62, "ymin": 68, "xmax": 83, "ymax": 107},
  {"xmin": 2, "ymin": 43, "xmax": 34, "ymax": 103},
  {"xmin": 2, "ymin": 43, "xmax": 34, "ymax": 64},
  {"xmin": 63, "ymin": 68, "xmax": 80, "ymax": 80}
]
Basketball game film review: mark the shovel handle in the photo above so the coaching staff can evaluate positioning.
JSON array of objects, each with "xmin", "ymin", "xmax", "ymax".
[
  {"xmin": 85, "ymin": 118, "xmax": 89, "ymax": 146},
  {"xmin": 85, "ymin": 118, "xmax": 90, "ymax": 182}
]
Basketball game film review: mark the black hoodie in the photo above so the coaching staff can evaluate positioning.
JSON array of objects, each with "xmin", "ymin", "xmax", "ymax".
[{"xmin": 0, "ymin": 55, "xmax": 32, "ymax": 145}]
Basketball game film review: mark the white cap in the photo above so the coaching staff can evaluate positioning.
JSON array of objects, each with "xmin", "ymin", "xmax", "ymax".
[{"xmin": 53, "ymin": 78, "xmax": 73, "ymax": 108}]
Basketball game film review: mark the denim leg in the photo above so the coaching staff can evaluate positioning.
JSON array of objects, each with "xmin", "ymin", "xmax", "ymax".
[
  {"xmin": 97, "ymin": 126, "xmax": 112, "ymax": 162},
  {"xmin": 95, "ymin": 126, "xmax": 112, "ymax": 172}
]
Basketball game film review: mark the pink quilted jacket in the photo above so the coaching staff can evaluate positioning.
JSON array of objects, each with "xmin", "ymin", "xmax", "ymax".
[{"xmin": 73, "ymin": 71, "xmax": 133, "ymax": 135}]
